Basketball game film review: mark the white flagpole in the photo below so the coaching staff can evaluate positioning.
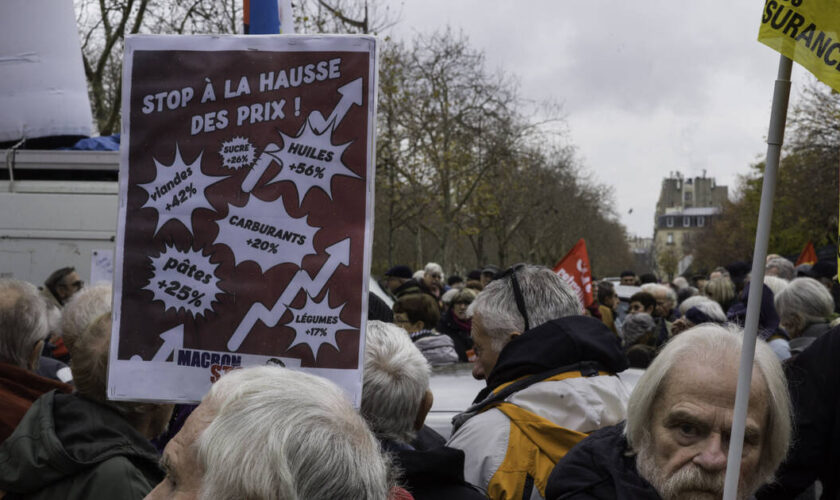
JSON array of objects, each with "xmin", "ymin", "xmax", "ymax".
[{"xmin": 722, "ymin": 53, "xmax": 792, "ymax": 500}]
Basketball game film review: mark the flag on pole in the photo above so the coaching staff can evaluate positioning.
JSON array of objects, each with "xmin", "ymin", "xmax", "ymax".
[
  {"xmin": 553, "ymin": 238, "xmax": 594, "ymax": 308},
  {"xmin": 795, "ymin": 240, "xmax": 817, "ymax": 266},
  {"xmin": 758, "ymin": 0, "xmax": 840, "ymax": 92},
  {"xmin": 244, "ymin": 0, "xmax": 296, "ymax": 34}
]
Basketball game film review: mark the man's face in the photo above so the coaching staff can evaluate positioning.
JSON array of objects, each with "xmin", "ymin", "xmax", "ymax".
[
  {"xmin": 470, "ymin": 313, "xmax": 502, "ymax": 380},
  {"xmin": 147, "ymin": 399, "xmax": 218, "ymax": 500},
  {"xmin": 423, "ymin": 270, "xmax": 442, "ymax": 290},
  {"xmin": 637, "ymin": 359, "xmax": 768, "ymax": 500},
  {"xmin": 653, "ymin": 292, "xmax": 672, "ymax": 318},
  {"xmin": 621, "ymin": 275, "xmax": 637, "ymax": 286},
  {"xmin": 56, "ymin": 271, "xmax": 83, "ymax": 302}
]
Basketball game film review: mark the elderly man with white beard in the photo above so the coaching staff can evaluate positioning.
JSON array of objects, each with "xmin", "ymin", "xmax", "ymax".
[{"xmin": 545, "ymin": 324, "xmax": 792, "ymax": 500}]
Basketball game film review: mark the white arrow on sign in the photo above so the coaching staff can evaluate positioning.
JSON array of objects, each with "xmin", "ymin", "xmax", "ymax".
[
  {"xmin": 226, "ymin": 238, "xmax": 351, "ymax": 352},
  {"xmin": 130, "ymin": 324, "xmax": 184, "ymax": 363},
  {"xmin": 308, "ymin": 78, "xmax": 363, "ymax": 134}
]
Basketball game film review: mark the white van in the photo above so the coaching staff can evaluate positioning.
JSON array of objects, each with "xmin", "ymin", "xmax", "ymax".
[{"xmin": 0, "ymin": 149, "xmax": 119, "ymax": 285}]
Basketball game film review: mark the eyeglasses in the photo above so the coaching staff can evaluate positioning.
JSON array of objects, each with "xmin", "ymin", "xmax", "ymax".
[{"xmin": 498, "ymin": 264, "xmax": 530, "ymax": 332}]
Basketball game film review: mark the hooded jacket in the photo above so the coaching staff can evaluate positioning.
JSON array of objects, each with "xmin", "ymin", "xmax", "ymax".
[
  {"xmin": 0, "ymin": 391, "xmax": 163, "ymax": 500},
  {"xmin": 446, "ymin": 316, "xmax": 631, "ymax": 500},
  {"xmin": 545, "ymin": 423, "xmax": 661, "ymax": 500}
]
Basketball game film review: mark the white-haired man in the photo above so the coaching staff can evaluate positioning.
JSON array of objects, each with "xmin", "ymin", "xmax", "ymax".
[
  {"xmin": 447, "ymin": 264, "xmax": 631, "ymax": 500},
  {"xmin": 146, "ymin": 366, "xmax": 390, "ymax": 500},
  {"xmin": 361, "ymin": 321, "xmax": 484, "ymax": 499},
  {"xmin": 420, "ymin": 262, "xmax": 444, "ymax": 299},
  {"xmin": 0, "ymin": 278, "xmax": 72, "ymax": 442},
  {"xmin": 0, "ymin": 306, "xmax": 174, "ymax": 498},
  {"xmin": 641, "ymin": 283, "xmax": 677, "ymax": 343},
  {"xmin": 546, "ymin": 324, "xmax": 792, "ymax": 500}
]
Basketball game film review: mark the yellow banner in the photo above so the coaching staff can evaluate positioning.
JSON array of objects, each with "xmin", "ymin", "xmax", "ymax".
[{"xmin": 759, "ymin": 0, "xmax": 840, "ymax": 92}]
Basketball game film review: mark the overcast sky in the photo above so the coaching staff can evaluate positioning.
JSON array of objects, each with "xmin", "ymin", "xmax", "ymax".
[{"xmin": 391, "ymin": 1, "xmax": 809, "ymax": 238}]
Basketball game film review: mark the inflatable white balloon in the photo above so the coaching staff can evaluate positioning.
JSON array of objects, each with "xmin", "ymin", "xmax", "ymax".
[{"xmin": 0, "ymin": 0, "xmax": 93, "ymax": 143}]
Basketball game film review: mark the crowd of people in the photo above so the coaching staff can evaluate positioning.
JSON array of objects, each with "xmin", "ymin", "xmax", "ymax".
[{"xmin": 0, "ymin": 255, "xmax": 838, "ymax": 499}]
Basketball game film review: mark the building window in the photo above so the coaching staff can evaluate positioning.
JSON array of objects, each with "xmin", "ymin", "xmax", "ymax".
[
  {"xmin": 667, "ymin": 233, "xmax": 674, "ymax": 245},
  {"xmin": 683, "ymin": 216, "xmax": 691, "ymax": 227},
  {"xmin": 685, "ymin": 191, "xmax": 693, "ymax": 202},
  {"xmin": 697, "ymin": 216, "xmax": 705, "ymax": 227},
  {"xmin": 666, "ymin": 217, "xmax": 674, "ymax": 228}
]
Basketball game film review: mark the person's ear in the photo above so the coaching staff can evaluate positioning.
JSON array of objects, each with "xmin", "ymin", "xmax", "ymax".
[
  {"xmin": 411, "ymin": 320, "xmax": 425, "ymax": 332},
  {"xmin": 414, "ymin": 390, "xmax": 434, "ymax": 431},
  {"xmin": 28, "ymin": 340, "xmax": 44, "ymax": 371}
]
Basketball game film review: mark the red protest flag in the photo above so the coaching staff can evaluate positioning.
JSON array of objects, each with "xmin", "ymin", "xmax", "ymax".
[
  {"xmin": 553, "ymin": 238, "xmax": 594, "ymax": 308},
  {"xmin": 795, "ymin": 240, "xmax": 817, "ymax": 266}
]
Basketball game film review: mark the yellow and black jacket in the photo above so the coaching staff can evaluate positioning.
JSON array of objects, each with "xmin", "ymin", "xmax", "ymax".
[{"xmin": 447, "ymin": 316, "xmax": 632, "ymax": 500}]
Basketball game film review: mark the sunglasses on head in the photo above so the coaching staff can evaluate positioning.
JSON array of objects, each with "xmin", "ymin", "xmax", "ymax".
[{"xmin": 498, "ymin": 264, "xmax": 530, "ymax": 332}]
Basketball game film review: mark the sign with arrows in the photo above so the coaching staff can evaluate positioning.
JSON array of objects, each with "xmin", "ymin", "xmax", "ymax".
[{"xmin": 108, "ymin": 35, "xmax": 378, "ymax": 405}]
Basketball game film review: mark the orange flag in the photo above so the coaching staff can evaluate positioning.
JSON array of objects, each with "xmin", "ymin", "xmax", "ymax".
[
  {"xmin": 795, "ymin": 240, "xmax": 817, "ymax": 266},
  {"xmin": 553, "ymin": 238, "xmax": 594, "ymax": 307}
]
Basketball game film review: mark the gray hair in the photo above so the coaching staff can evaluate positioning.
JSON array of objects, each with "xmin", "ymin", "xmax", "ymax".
[
  {"xmin": 69, "ymin": 305, "xmax": 160, "ymax": 419},
  {"xmin": 361, "ymin": 321, "xmax": 430, "ymax": 444},
  {"xmin": 671, "ymin": 276, "xmax": 689, "ymax": 290},
  {"xmin": 626, "ymin": 324, "xmax": 791, "ymax": 485},
  {"xmin": 691, "ymin": 300, "xmax": 726, "ymax": 323},
  {"xmin": 468, "ymin": 264, "xmax": 582, "ymax": 351},
  {"xmin": 0, "ymin": 279, "xmax": 49, "ymax": 368},
  {"xmin": 678, "ymin": 295, "xmax": 714, "ymax": 316},
  {"xmin": 622, "ymin": 313, "xmax": 656, "ymax": 346},
  {"xmin": 69, "ymin": 311, "xmax": 111, "ymax": 403},
  {"xmin": 766, "ymin": 257, "xmax": 795, "ymax": 281},
  {"xmin": 775, "ymin": 277, "xmax": 834, "ymax": 335},
  {"xmin": 642, "ymin": 283, "xmax": 677, "ymax": 305},
  {"xmin": 61, "ymin": 283, "xmax": 112, "ymax": 352},
  {"xmin": 763, "ymin": 275, "xmax": 789, "ymax": 296},
  {"xmin": 198, "ymin": 366, "xmax": 389, "ymax": 500},
  {"xmin": 424, "ymin": 262, "xmax": 443, "ymax": 277}
]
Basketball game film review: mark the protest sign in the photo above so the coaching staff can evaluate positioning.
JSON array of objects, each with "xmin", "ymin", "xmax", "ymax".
[
  {"xmin": 758, "ymin": 0, "xmax": 840, "ymax": 92},
  {"xmin": 108, "ymin": 35, "xmax": 377, "ymax": 405},
  {"xmin": 552, "ymin": 238, "xmax": 594, "ymax": 308}
]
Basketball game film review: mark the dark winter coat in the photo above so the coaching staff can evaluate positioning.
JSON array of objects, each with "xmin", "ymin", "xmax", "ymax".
[
  {"xmin": 384, "ymin": 440, "xmax": 485, "ymax": 500},
  {"xmin": 757, "ymin": 327, "xmax": 840, "ymax": 500},
  {"xmin": 437, "ymin": 309, "xmax": 473, "ymax": 362},
  {"xmin": 0, "ymin": 391, "xmax": 162, "ymax": 499},
  {"xmin": 545, "ymin": 423, "xmax": 661, "ymax": 500}
]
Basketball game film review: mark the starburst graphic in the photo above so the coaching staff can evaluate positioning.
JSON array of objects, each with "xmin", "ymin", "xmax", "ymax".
[
  {"xmin": 138, "ymin": 144, "xmax": 224, "ymax": 236},
  {"xmin": 286, "ymin": 291, "xmax": 354, "ymax": 357}
]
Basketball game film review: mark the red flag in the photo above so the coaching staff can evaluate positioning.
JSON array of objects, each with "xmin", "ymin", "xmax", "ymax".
[
  {"xmin": 553, "ymin": 238, "xmax": 594, "ymax": 307},
  {"xmin": 795, "ymin": 240, "xmax": 817, "ymax": 266}
]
